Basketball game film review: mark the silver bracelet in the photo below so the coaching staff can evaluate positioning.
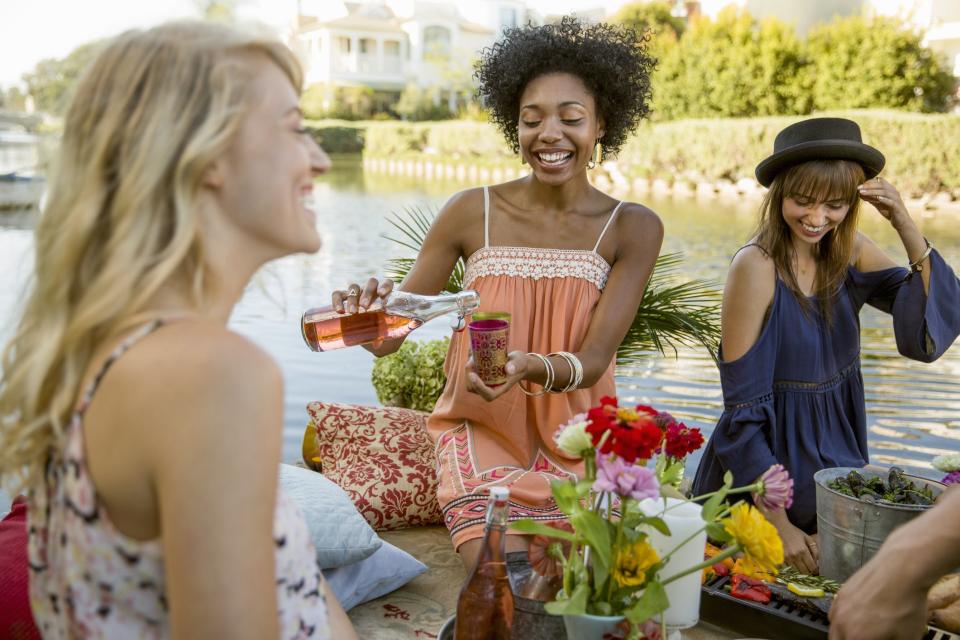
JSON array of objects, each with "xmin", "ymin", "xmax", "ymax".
[
  {"xmin": 908, "ymin": 238, "xmax": 933, "ymax": 273},
  {"xmin": 548, "ymin": 351, "xmax": 583, "ymax": 393}
]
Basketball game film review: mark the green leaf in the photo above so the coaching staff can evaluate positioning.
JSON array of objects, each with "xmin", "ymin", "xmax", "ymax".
[
  {"xmin": 642, "ymin": 516, "xmax": 672, "ymax": 537},
  {"xmin": 545, "ymin": 583, "xmax": 590, "ymax": 616},
  {"xmin": 722, "ymin": 470, "xmax": 734, "ymax": 488},
  {"xmin": 624, "ymin": 582, "xmax": 670, "ymax": 624},
  {"xmin": 706, "ymin": 522, "xmax": 732, "ymax": 543},
  {"xmin": 592, "ymin": 601, "xmax": 614, "ymax": 616},
  {"xmin": 570, "ymin": 511, "xmax": 612, "ymax": 570},
  {"xmin": 701, "ymin": 491, "xmax": 726, "ymax": 523},
  {"xmin": 551, "ymin": 480, "xmax": 582, "ymax": 514},
  {"xmin": 510, "ymin": 519, "xmax": 577, "ymax": 542}
]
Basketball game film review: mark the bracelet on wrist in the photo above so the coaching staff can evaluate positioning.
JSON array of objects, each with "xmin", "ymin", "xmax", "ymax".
[
  {"xmin": 908, "ymin": 238, "xmax": 933, "ymax": 273},
  {"xmin": 519, "ymin": 352, "xmax": 553, "ymax": 397},
  {"xmin": 547, "ymin": 351, "xmax": 584, "ymax": 393}
]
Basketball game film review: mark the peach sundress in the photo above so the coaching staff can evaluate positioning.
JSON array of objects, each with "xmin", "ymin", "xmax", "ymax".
[{"xmin": 428, "ymin": 187, "xmax": 621, "ymax": 549}]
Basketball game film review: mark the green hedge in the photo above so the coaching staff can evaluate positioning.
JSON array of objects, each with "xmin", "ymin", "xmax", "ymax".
[
  {"xmin": 304, "ymin": 123, "xmax": 365, "ymax": 154},
  {"xmin": 340, "ymin": 111, "xmax": 960, "ymax": 196},
  {"xmin": 617, "ymin": 110, "xmax": 960, "ymax": 196}
]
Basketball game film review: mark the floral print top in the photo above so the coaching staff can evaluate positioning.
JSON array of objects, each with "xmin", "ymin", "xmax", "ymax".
[{"xmin": 27, "ymin": 321, "xmax": 330, "ymax": 639}]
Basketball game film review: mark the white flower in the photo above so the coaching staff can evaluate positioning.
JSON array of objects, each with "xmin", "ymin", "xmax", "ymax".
[
  {"xmin": 932, "ymin": 453, "xmax": 960, "ymax": 473},
  {"xmin": 554, "ymin": 413, "xmax": 593, "ymax": 458}
]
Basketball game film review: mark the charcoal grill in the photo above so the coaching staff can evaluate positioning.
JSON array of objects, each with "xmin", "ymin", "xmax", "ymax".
[{"xmin": 701, "ymin": 574, "xmax": 960, "ymax": 640}]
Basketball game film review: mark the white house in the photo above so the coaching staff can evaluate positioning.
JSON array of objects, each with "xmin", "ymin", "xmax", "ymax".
[{"xmin": 294, "ymin": 0, "xmax": 539, "ymax": 113}]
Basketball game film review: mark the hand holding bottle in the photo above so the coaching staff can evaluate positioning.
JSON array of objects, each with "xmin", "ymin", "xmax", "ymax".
[{"xmin": 331, "ymin": 277, "xmax": 394, "ymax": 314}]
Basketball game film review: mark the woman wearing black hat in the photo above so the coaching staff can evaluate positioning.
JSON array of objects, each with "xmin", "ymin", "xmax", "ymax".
[{"xmin": 692, "ymin": 117, "xmax": 960, "ymax": 574}]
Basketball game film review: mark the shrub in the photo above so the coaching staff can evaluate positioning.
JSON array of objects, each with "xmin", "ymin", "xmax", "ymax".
[
  {"xmin": 652, "ymin": 8, "xmax": 811, "ymax": 120},
  {"xmin": 305, "ymin": 125, "xmax": 365, "ymax": 153},
  {"xmin": 806, "ymin": 16, "xmax": 955, "ymax": 113},
  {"xmin": 371, "ymin": 337, "xmax": 450, "ymax": 411},
  {"xmin": 395, "ymin": 84, "xmax": 455, "ymax": 121}
]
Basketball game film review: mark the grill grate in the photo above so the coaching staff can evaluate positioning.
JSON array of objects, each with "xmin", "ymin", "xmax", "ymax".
[{"xmin": 700, "ymin": 574, "xmax": 960, "ymax": 640}]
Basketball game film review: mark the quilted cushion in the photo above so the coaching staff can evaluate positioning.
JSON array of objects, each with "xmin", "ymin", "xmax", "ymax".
[
  {"xmin": 305, "ymin": 402, "xmax": 442, "ymax": 531},
  {"xmin": 0, "ymin": 497, "xmax": 41, "ymax": 640},
  {"xmin": 278, "ymin": 463, "xmax": 381, "ymax": 568}
]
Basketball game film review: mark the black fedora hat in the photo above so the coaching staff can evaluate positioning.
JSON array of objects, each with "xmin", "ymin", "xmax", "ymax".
[{"xmin": 755, "ymin": 117, "xmax": 885, "ymax": 187}]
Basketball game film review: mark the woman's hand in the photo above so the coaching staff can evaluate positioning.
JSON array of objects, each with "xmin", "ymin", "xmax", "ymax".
[
  {"xmin": 857, "ymin": 176, "xmax": 910, "ymax": 228},
  {"xmin": 331, "ymin": 278, "xmax": 393, "ymax": 314},
  {"xmin": 465, "ymin": 350, "xmax": 531, "ymax": 401},
  {"xmin": 768, "ymin": 511, "xmax": 819, "ymax": 575}
]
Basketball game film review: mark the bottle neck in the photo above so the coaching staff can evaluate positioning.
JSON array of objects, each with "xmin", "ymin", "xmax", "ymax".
[
  {"xmin": 475, "ymin": 499, "xmax": 509, "ymax": 566},
  {"xmin": 386, "ymin": 290, "xmax": 480, "ymax": 323}
]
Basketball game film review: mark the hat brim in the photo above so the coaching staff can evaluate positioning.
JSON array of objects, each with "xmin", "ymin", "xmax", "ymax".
[{"xmin": 755, "ymin": 140, "xmax": 885, "ymax": 187}]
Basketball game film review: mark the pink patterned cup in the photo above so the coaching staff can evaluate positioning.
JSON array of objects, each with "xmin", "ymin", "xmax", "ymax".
[{"xmin": 469, "ymin": 316, "xmax": 510, "ymax": 387}]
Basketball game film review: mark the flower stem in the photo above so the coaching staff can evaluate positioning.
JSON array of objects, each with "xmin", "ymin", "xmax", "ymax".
[
  {"xmin": 661, "ymin": 544, "xmax": 740, "ymax": 587},
  {"xmin": 656, "ymin": 521, "xmax": 711, "ymax": 566}
]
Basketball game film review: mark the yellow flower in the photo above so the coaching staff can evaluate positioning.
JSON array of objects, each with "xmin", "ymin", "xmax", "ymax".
[
  {"xmin": 616, "ymin": 407, "xmax": 640, "ymax": 422},
  {"xmin": 731, "ymin": 556, "xmax": 776, "ymax": 582},
  {"xmin": 721, "ymin": 503, "xmax": 783, "ymax": 575},
  {"xmin": 612, "ymin": 540, "xmax": 660, "ymax": 588}
]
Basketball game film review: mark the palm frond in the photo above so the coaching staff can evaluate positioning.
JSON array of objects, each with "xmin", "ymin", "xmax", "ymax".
[{"xmin": 382, "ymin": 208, "xmax": 721, "ymax": 363}]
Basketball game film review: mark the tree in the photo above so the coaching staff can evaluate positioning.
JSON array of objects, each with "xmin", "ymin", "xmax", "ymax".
[
  {"xmin": 611, "ymin": 1, "xmax": 685, "ymax": 43},
  {"xmin": 395, "ymin": 84, "xmax": 453, "ymax": 121},
  {"xmin": 653, "ymin": 8, "xmax": 811, "ymax": 120},
  {"xmin": 806, "ymin": 15, "xmax": 955, "ymax": 113},
  {"xmin": 22, "ymin": 40, "xmax": 104, "ymax": 116},
  {"xmin": 2, "ymin": 87, "xmax": 28, "ymax": 112}
]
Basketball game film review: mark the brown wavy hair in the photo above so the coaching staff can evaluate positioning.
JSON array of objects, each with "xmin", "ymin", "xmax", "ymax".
[{"xmin": 755, "ymin": 159, "xmax": 866, "ymax": 321}]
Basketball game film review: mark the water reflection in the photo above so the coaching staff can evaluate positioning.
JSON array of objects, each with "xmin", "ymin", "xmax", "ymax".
[{"xmin": 0, "ymin": 154, "xmax": 956, "ymax": 478}]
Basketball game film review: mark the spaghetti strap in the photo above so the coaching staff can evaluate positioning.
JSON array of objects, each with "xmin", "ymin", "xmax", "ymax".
[
  {"xmin": 732, "ymin": 243, "xmax": 770, "ymax": 261},
  {"xmin": 592, "ymin": 201, "xmax": 625, "ymax": 253},
  {"xmin": 483, "ymin": 186, "xmax": 490, "ymax": 248},
  {"xmin": 75, "ymin": 320, "xmax": 165, "ymax": 419}
]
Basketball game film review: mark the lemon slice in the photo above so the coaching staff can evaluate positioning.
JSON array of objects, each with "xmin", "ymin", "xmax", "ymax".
[{"xmin": 787, "ymin": 582, "xmax": 824, "ymax": 598}]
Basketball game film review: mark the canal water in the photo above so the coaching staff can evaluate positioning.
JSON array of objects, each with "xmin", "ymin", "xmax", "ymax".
[{"xmin": 1, "ymin": 155, "xmax": 958, "ymax": 483}]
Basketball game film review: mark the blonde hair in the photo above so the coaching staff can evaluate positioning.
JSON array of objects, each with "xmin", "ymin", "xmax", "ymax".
[
  {"xmin": 0, "ymin": 21, "xmax": 302, "ymax": 493},
  {"xmin": 756, "ymin": 159, "xmax": 866, "ymax": 321}
]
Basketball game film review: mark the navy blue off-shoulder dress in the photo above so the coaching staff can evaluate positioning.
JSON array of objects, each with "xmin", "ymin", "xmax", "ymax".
[{"xmin": 692, "ymin": 249, "xmax": 960, "ymax": 532}]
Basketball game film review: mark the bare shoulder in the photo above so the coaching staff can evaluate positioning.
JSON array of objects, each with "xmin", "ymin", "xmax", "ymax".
[
  {"xmin": 108, "ymin": 321, "xmax": 283, "ymax": 446},
  {"xmin": 613, "ymin": 202, "xmax": 664, "ymax": 254},
  {"xmin": 728, "ymin": 243, "xmax": 776, "ymax": 288},
  {"xmin": 437, "ymin": 187, "xmax": 485, "ymax": 225},
  {"xmin": 851, "ymin": 231, "xmax": 898, "ymax": 272}
]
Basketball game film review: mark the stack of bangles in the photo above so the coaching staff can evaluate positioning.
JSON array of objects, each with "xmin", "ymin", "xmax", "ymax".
[{"xmin": 520, "ymin": 351, "xmax": 584, "ymax": 397}]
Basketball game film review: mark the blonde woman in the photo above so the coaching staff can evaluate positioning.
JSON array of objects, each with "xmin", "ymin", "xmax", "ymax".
[{"xmin": 0, "ymin": 22, "xmax": 356, "ymax": 639}]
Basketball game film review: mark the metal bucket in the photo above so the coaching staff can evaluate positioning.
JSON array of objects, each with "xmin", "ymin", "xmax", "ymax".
[
  {"xmin": 506, "ymin": 552, "xmax": 569, "ymax": 640},
  {"xmin": 814, "ymin": 466, "xmax": 945, "ymax": 583}
]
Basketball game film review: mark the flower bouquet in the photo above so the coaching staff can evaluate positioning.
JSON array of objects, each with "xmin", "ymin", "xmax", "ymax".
[
  {"xmin": 933, "ymin": 453, "xmax": 960, "ymax": 486},
  {"xmin": 511, "ymin": 396, "xmax": 792, "ymax": 640}
]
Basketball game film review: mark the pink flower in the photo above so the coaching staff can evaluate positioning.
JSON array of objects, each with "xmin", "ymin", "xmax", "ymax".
[
  {"xmin": 944, "ymin": 471, "xmax": 960, "ymax": 486},
  {"xmin": 753, "ymin": 464, "xmax": 794, "ymax": 511},
  {"xmin": 593, "ymin": 452, "xmax": 660, "ymax": 501}
]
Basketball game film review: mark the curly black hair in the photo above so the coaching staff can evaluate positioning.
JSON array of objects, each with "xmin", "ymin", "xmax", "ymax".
[{"xmin": 474, "ymin": 16, "xmax": 656, "ymax": 156}]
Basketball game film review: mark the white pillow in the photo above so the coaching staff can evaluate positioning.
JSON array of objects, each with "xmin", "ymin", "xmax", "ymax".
[
  {"xmin": 323, "ymin": 539, "xmax": 427, "ymax": 610},
  {"xmin": 278, "ymin": 463, "xmax": 382, "ymax": 569}
]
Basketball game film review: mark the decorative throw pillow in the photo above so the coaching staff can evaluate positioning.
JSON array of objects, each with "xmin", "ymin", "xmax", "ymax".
[
  {"xmin": 0, "ymin": 497, "xmax": 41, "ymax": 640},
  {"xmin": 278, "ymin": 463, "xmax": 382, "ymax": 568},
  {"xmin": 322, "ymin": 538, "xmax": 427, "ymax": 611},
  {"xmin": 305, "ymin": 402, "xmax": 442, "ymax": 531}
]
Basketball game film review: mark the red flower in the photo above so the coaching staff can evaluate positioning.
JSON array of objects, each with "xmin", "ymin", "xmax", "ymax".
[
  {"xmin": 603, "ymin": 415, "xmax": 663, "ymax": 463},
  {"xmin": 599, "ymin": 396, "xmax": 618, "ymax": 408},
  {"xmin": 663, "ymin": 422, "xmax": 704, "ymax": 459}
]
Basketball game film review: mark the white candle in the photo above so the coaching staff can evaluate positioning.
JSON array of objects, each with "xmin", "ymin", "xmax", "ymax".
[{"xmin": 639, "ymin": 497, "xmax": 708, "ymax": 629}]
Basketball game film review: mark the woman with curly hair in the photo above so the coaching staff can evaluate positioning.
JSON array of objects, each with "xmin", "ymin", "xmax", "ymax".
[{"xmin": 334, "ymin": 17, "xmax": 662, "ymax": 567}]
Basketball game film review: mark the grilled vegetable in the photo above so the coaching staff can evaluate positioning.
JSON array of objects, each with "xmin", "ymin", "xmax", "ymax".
[{"xmin": 729, "ymin": 574, "xmax": 772, "ymax": 604}]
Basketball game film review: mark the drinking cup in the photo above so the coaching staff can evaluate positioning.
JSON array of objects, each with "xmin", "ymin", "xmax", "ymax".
[{"xmin": 469, "ymin": 313, "xmax": 511, "ymax": 387}]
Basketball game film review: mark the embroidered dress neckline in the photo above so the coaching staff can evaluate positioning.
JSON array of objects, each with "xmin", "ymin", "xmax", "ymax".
[{"xmin": 464, "ymin": 245, "xmax": 612, "ymax": 290}]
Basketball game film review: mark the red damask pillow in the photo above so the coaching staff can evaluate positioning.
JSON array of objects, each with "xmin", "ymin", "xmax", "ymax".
[{"xmin": 304, "ymin": 402, "xmax": 441, "ymax": 531}]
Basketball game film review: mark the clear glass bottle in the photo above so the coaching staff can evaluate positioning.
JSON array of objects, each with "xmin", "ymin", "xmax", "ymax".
[
  {"xmin": 454, "ymin": 486, "xmax": 514, "ymax": 640},
  {"xmin": 301, "ymin": 289, "xmax": 480, "ymax": 352}
]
